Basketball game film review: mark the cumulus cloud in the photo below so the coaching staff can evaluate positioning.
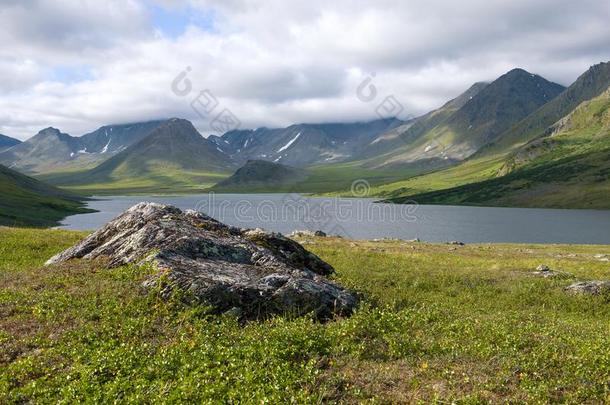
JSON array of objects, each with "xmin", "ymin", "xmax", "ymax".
[{"xmin": 1, "ymin": 0, "xmax": 609, "ymax": 139}]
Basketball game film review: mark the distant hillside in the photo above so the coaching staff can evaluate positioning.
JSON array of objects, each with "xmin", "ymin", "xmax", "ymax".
[
  {"xmin": 364, "ymin": 82, "xmax": 489, "ymax": 159},
  {"xmin": 0, "ymin": 164, "xmax": 90, "ymax": 227},
  {"xmin": 484, "ymin": 61, "xmax": 610, "ymax": 153},
  {"xmin": 388, "ymin": 86, "xmax": 610, "ymax": 209},
  {"xmin": 0, "ymin": 121, "xmax": 166, "ymax": 174},
  {"xmin": 371, "ymin": 69, "xmax": 565, "ymax": 168},
  {"xmin": 0, "ymin": 134, "xmax": 21, "ymax": 152},
  {"xmin": 45, "ymin": 119, "xmax": 236, "ymax": 194},
  {"xmin": 212, "ymin": 160, "xmax": 309, "ymax": 192},
  {"xmin": 209, "ymin": 118, "xmax": 403, "ymax": 167},
  {"xmin": 0, "ymin": 128, "xmax": 81, "ymax": 173},
  {"xmin": 375, "ymin": 62, "xmax": 610, "ymax": 207}
]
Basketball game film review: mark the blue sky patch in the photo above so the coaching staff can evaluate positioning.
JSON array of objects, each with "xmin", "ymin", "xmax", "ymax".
[
  {"xmin": 148, "ymin": 2, "xmax": 216, "ymax": 38},
  {"xmin": 50, "ymin": 65, "xmax": 94, "ymax": 84}
]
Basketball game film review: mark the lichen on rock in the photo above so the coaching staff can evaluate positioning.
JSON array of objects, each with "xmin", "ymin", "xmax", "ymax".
[{"xmin": 46, "ymin": 202, "xmax": 357, "ymax": 320}]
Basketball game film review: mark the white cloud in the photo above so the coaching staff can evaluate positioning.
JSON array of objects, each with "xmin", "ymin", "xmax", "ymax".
[{"xmin": 1, "ymin": 0, "xmax": 610, "ymax": 139}]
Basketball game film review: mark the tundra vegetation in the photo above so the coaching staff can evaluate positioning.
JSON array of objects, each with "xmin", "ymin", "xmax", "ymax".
[{"xmin": 1, "ymin": 227, "xmax": 609, "ymax": 403}]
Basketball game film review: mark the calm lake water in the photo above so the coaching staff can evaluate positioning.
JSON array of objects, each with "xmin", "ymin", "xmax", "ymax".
[{"xmin": 58, "ymin": 194, "xmax": 610, "ymax": 244}]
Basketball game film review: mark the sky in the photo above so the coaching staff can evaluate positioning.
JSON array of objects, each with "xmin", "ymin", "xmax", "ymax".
[{"xmin": 1, "ymin": 0, "xmax": 609, "ymax": 140}]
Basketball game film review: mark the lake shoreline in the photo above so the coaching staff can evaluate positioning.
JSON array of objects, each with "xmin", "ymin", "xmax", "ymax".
[{"xmin": 55, "ymin": 194, "xmax": 610, "ymax": 245}]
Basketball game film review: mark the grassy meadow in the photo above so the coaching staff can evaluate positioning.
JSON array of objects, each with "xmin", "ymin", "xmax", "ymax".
[
  {"xmin": 39, "ymin": 164, "xmax": 229, "ymax": 196},
  {"xmin": 1, "ymin": 227, "xmax": 610, "ymax": 403}
]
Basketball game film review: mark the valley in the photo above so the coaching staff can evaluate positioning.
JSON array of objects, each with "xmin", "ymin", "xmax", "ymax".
[
  {"xmin": 2, "ymin": 3, "xmax": 610, "ymax": 403},
  {"xmin": 1, "ymin": 63, "xmax": 610, "ymax": 219}
]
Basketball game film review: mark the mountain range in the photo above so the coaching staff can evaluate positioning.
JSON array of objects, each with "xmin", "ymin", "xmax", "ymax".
[
  {"xmin": 356, "ymin": 69, "xmax": 566, "ymax": 170},
  {"xmin": 0, "ymin": 121, "xmax": 166, "ymax": 174},
  {"xmin": 1, "ymin": 61, "xmax": 610, "ymax": 210},
  {"xmin": 388, "ymin": 82, "xmax": 610, "ymax": 208},
  {"xmin": 39, "ymin": 119, "xmax": 236, "ymax": 194},
  {"xmin": 380, "ymin": 62, "xmax": 610, "ymax": 207},
  {"xmin": 208, "ymin": 118, "xmax": 404, "ymax": 167}
]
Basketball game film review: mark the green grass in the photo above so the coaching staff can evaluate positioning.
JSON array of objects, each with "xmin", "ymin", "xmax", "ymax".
[
  {"xmin": 40, "ymin": 164, "xmax": 229, "ymax": 196},
  {"xmin": 361, "ymin": 154, "xmax": 507, "ymax": 199},
  {"xmin": 2, "ymin": 227, "xmax": 610, "ymax": 402}
]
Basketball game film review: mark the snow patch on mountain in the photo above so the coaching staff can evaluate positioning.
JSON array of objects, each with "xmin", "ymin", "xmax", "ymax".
[
  {"xmin": 101, "ymin": 138, "xmax": 111, "ymax": 153},
  {"xmin": 277, "ymin": 132, "xmax": 301, "ymax": 153}
]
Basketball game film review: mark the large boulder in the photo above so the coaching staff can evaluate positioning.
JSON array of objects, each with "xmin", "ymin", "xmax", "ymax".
[{"xmin": 46, "ymin": 202, "xmax": 357, "ymax": 320}]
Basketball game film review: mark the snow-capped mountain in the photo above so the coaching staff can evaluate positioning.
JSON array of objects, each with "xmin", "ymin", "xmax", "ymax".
[{"xmin": 208, "ymin": 118, "xmax": 403, "ymax": 167}]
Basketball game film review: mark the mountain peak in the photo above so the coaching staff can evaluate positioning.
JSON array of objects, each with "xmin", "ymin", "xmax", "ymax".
[
  {"xmin": 505, "ymin": 67, "xmax": 531, "ymax": 75},
  {"xmin": 33, "ymin": 127, "xmax": 74, "ymax": 143},
  {"xmin": 499, "ymin": 68, "xmax": 545, "ymax": 83},
  {"xmin": 441, "ymin": 81, "xmax": 489, "ymax": 110},
  {"xmin": 38, "ymin": 127, "xmax": 61, "ymax": 136},
  {"xmin": 437, "ymin": 67, "xmax": 566, "ymax": 148},
  {"xmin": 148, "ymin": 118, "xmax": 203, "ymax": 142},
  {"xmin": 588, "ymin": 61, "xmax": 610, "ymax": 71},
  {"xmin": 164, "ymin": 117, "xmax": 193, "ymax": 127},
  {"xmin": 479, "ymin": 61, "xmax": 610, "ymax": 154}
]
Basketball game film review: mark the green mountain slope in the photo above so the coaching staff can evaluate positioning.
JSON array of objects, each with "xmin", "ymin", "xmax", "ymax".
[
  {"xmin": 211, "ymin": 160, "xmax": 309, "ymax": 192},
  {"xmin": 399, "ymin": 70, "xmax": 561, "ymax": 165},
  {"xmin": 376, "ymin": 62, "xmax": 610, "ymax": 206},
  {"xmin": 367, "ymin": 69, "xmax": 564, "ymax": 169},
  {"xmin": 483, "ymin": 61, "xmax": 610, "ymax": 153},
  {"xmin": 444, "ymin": 69, "xmax": 564, "ymax": 146},
  {"xmin": 0, "ymin": 164, "xmax": 90, "ymax": 227},
  {"xmin": 363, "ymin": 82, "xmax": 489, "ymax": 160},
  {"xmin": 44, "ymin": 119, "xmax": 235, "ymax": 194},
  {"xmin": 389, "ymin": 86, "xmax": 610, "ymax": 208}
]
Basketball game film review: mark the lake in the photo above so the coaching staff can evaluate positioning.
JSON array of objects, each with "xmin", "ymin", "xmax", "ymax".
[{"xmin": 58, "ymin": 194, "xmax": 610, "ymax": 244}]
